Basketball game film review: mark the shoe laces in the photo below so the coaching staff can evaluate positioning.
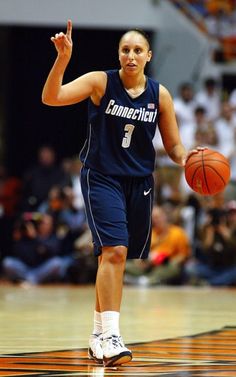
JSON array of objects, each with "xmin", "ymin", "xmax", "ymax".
[
  {"xmin": 90, "ymin": 334, "xmax": 103, "ymax": 354},
  {"xmin": 90, "ymin": 333, "xmax": 102, "ymax": 345},
  {"xmin": 106, "ymin": 335, "xmax": 124, "ymax": 349}
]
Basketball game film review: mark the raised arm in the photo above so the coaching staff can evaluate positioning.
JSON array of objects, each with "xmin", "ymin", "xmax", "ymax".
[{"xmin": 42, "ymin": 20, "xmax": 106, "ymax": 106}]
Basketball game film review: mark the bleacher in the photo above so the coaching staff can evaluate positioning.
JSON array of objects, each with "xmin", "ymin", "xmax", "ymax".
[{"xmin": 171, "ymin": 0, "xmax": 236, "ymax": 62}]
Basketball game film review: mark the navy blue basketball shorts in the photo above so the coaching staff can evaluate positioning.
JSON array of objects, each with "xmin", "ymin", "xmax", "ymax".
[{"xmin": 80, "ymin": 166, "xmax": 154, "ymax": 259}]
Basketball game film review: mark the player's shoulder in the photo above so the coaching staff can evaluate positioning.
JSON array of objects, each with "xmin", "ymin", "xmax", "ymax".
[
  {"xmin": 87, "ymin": 71, "xmax": 108, "ymax": 94},
  {"xmin": 159, "ymin": 84, "xmax": 174, "ymax": 107},
  {"xmin": 83, "ymin": 71, "xmax": 108, "ymax": 103},
  {"xmin": 87, "ymin": 70, "xmax": 107, "ymax": 82},
  {"xmin": 159, "ymin": 84, "xmax": 172, "ymax": 98}
]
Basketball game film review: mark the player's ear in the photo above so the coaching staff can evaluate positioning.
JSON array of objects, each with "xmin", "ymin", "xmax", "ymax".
[{"xmin": 147, "ymin": 50, "xmax": 152, "ymax": 62}]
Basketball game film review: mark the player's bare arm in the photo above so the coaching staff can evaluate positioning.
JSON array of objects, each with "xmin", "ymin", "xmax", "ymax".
[
  {"xmin": 158, "ymin": 84, "xmax": 187, "ymax": 166},
  {"xmin": 42, "ymin": 20, "xmax": 107, "ymax": 106}
]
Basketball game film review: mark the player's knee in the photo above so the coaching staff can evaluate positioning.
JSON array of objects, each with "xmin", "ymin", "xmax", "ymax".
[{"xmin": 103, "ymin": 246, "xmax": 127, "ymax": 265}]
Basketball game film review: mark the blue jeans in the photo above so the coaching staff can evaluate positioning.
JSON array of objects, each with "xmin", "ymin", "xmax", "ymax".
[
  {"xmin": 185, "ymin": 259, "xmax": 236, "ymax": 286},
  {"xmin": 2, "ymin": 256, "xmax": 73, "ymax": 284}
]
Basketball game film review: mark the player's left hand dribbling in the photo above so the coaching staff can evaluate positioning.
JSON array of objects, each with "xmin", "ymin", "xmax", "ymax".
[{"xmin": 183, "ymin": 146, "xmax": 207, "ymax": 166}]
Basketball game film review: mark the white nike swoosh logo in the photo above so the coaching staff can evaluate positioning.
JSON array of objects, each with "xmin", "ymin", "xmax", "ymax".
[{"xmin": 144, "ymin": 188, "xmax": 152, "ymax": 196}]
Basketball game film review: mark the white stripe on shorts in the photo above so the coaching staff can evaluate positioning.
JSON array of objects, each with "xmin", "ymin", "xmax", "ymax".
[
  {"xmin": 86, "ymin": 168, "xmax": 103, "ymax": 247},
  {"xmin": 139, "ymin": 193, "xmax": 152, "ymax": 258}
]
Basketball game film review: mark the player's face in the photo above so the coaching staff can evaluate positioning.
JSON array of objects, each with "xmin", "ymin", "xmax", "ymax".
[{"xmin": 118, "ymin": 32, "xmax": 152, "ymax": 74}]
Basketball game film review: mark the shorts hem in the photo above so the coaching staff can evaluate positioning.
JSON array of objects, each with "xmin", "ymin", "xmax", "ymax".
[{"xmin": 94, "ymin": 241, "xmax": 128, "ymax": 257}]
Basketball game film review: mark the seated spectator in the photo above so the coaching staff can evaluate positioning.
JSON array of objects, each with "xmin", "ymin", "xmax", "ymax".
[
  {"xmin": 37, "ymin": 185, "xmax": 87, "ymax": 251},
  {"xmin": 37, "ymin": 185, "xmax": 66, "ymax": 223},
  {"xmin": 195, "ymin": 78, "xmax": 221, "ymax": 122},
  {"xmin": 184, "ymin": 204, "xmax": 236, "ymax": 286},
  {"xmin": 204, "ymin": 2, "xmax": 236, "ymax": 61},
  {"xmin": 67, "ymin": 229, "xmax": 98, "ymax": 284},
  {"xmin": 2, "ymin": 213, "xmax": 73, "ymax": 285},
  {"xmin": 21, "ymin": 144, "xmax": 71, "ymax": 211},
  {"xmin": 179, "ymin": 106, "xmax": 218, "ymax": 199},
  {"xmin": 153, "ymin": 132, "xmax": 183, "ymax": 203},
  {"xmin": 125, "ymin": 205, "xmax": 191, "ymax": 286},
  {"xmin": 214, "ymin": 100, "xmax": 236, "ymax": 160},
  {"xmin": 61, "ymin": 157, "xmax": 85, "ymax": 211},
  {"xmin": 174, "ymin": 83, "xmax": 196, "ymax": 146},
  {"xmin": 194, "ymin": 107, "xmax": 218, "ymax": 148},
  {"xmin": 205, "ymin": 4, "xmax": 232, "ymax": 40},
  {"xmin": 57, "ymin": 186, "xmax": 87, "ymax": 251},
  {"xmin": 154, "ymin": 82, "xmax": 197, "ymax": 203}
]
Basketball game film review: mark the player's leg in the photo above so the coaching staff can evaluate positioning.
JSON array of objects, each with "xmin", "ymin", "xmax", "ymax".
[
  {"xmin": 96, "ymin": 245, "xmax": 132, "ymax": 367},
  {"xmin": 96, "ymin": 246, "xmax": 127, "ymax": 311},
  {"xmin": 88, "ymin": 257, "xmax": 103, "ymax": 364},
  {"xmin": 89, "ymin": 247, "xmax": 132, "ymax": 366},
  {"xmin": 80, "ymin": 168, "xmax": 132, "ymax": 366}
]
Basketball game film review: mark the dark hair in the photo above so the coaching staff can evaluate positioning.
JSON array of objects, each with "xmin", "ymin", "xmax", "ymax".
[
  {"xmin": 119, "ymin": 29, "xmax": 151, "ymax": 50},
  {"xmin": 194, "ymin": 106, "xmax": 206, "ymax": 114},
  {"xmin": 205, "ymin": 78, "xmax": 217, "ymax": 87},
  {"xmin": 208, "ymin": 208, "xmax": 226, "ymax": 226},
  {"xmin": 179, "ymin": 82, "xmax": 193, "ymax": 91}
]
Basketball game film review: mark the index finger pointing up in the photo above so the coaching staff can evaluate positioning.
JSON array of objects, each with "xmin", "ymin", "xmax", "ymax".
[{"xmin": 66, "ymin": 19, "xmax": 72, "ymax": 39}]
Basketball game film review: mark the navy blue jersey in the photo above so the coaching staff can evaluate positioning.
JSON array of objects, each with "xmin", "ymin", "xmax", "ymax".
[{"xmin": 80, "ymin": 69, "xmax": 159, "ymax": 177}]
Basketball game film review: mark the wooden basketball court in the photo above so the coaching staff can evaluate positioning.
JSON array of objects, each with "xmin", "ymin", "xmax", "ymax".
[{"xmin": 0, "ymin": 283, "xmax": 236, "ymax": 376}]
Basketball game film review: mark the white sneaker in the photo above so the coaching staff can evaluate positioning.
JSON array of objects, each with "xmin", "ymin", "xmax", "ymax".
[
  {"xmin": 102, "ymin": 335, "xmax": 132, "ymax": 367},
  {"xmin": 88, "ymin": 333, "xmax": 103, "ymax": 364}
]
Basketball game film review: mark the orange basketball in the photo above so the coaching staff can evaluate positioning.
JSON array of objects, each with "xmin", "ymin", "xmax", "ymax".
[{"xmin": 185, "ymin": 149, "xmax": 231, "ymax": 196}]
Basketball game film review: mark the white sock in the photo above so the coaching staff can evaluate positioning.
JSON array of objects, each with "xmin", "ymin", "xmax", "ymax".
[
  {"xmin": 101, "ymin": 311, "xmax": 120, "ymax": 338},
  {"xmin": 93, "ymin": 311, "xmax": 103, "ymax": 335}
]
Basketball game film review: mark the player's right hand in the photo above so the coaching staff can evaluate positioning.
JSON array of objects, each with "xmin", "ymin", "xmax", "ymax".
[{"xmin": 51, "ymin": 19, "xmax": 73, "ymax": 60}]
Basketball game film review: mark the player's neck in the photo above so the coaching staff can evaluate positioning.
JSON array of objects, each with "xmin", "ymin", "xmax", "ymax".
[{"xmin": 119, "ymin": 70, "xmax": 146, "ymax": 96}]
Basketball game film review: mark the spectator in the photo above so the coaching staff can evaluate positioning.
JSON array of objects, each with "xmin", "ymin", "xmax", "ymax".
[
  {"xmin": 185, "ymin": 205, "xmax": 236, "ymax": 286},
  {"xmin": 153, "ymin": 82, "xmax": 196, "ymax": 203},
  {"xmin": 125, "ymin": 205, "xmax": 191, "ymax": 286},
  {"xmin": 67, "ymin": 229, "xmax": 98, "ymax": 285},
  {"xmin": 205, "ymin": 6, "xmax": 232, "ymax": 39},
  {"xmin": 62, "ymin": 157, "xmax": 85, "ymax": 211},
  {"xmin": 57, "ymin": 186, "xmax": 87, "ymax": 252},
  {"xmin": 195, "ymin": 78, "xmax": 221, "ymax": 122},
  {"xmin": 174, "ymin": 83, "xmax": 196, "ymax": 135},
  {"xmin": 214, "ymin": 100, "xmax": 236, "ymax": 160},
  {"xmin": 37, "ymin": 184, "xmax": 87, "ymax": 250},
  {"xmin": 2, "ymin": 213, "xmax": 73, "ymax": 285},
  {"xmin": 179, "ymin": 106, "xmax": 218, "ymax": 199},
  {"xmin": 193, "ymin": 106, "xmax": 218, "ymax": 148},
  {"xmin": 153, "ymin": 131, "xmax": 183, "ymax": 203},
  {"xmin": 21, "ymin": 144, "xmax": 71, "ymax": 211},
  {"xmin": 37, "ymin": 185, "xmax": 66, "ymax": 223}
]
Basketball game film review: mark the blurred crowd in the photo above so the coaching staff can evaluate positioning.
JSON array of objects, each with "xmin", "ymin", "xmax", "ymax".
[
  {"xmin": 0, "ymin": 146, "xmax": 97, "ymax": 286},
  {"xmin": 1, "ymin": 76, "xmax": 236, "ymax": 287},
  {"xmin": 173, "ymin": 0, "xmax": 236, "ymax": 61}
]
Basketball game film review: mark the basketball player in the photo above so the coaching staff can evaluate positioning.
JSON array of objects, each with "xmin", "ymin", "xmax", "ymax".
[{"xmin": 42, "ymin": 20, "xmax": 189, "ymax": 367}]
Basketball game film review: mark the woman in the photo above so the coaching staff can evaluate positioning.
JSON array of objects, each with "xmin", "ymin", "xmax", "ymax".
[{"xmin": 42, "ymin": 20, "xmax": 189, "ymax": 367}]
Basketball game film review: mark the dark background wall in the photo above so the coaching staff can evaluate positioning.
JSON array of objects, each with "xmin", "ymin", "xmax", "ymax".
[{"xmin": 1, "ymin": 25, "xmax": 152, "ymax": 176}]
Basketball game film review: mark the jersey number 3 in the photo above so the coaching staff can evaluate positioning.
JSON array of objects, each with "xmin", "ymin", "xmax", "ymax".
[{"xmin": 122, "ymin": 124, "xmax": 135, "ymax": 148}]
